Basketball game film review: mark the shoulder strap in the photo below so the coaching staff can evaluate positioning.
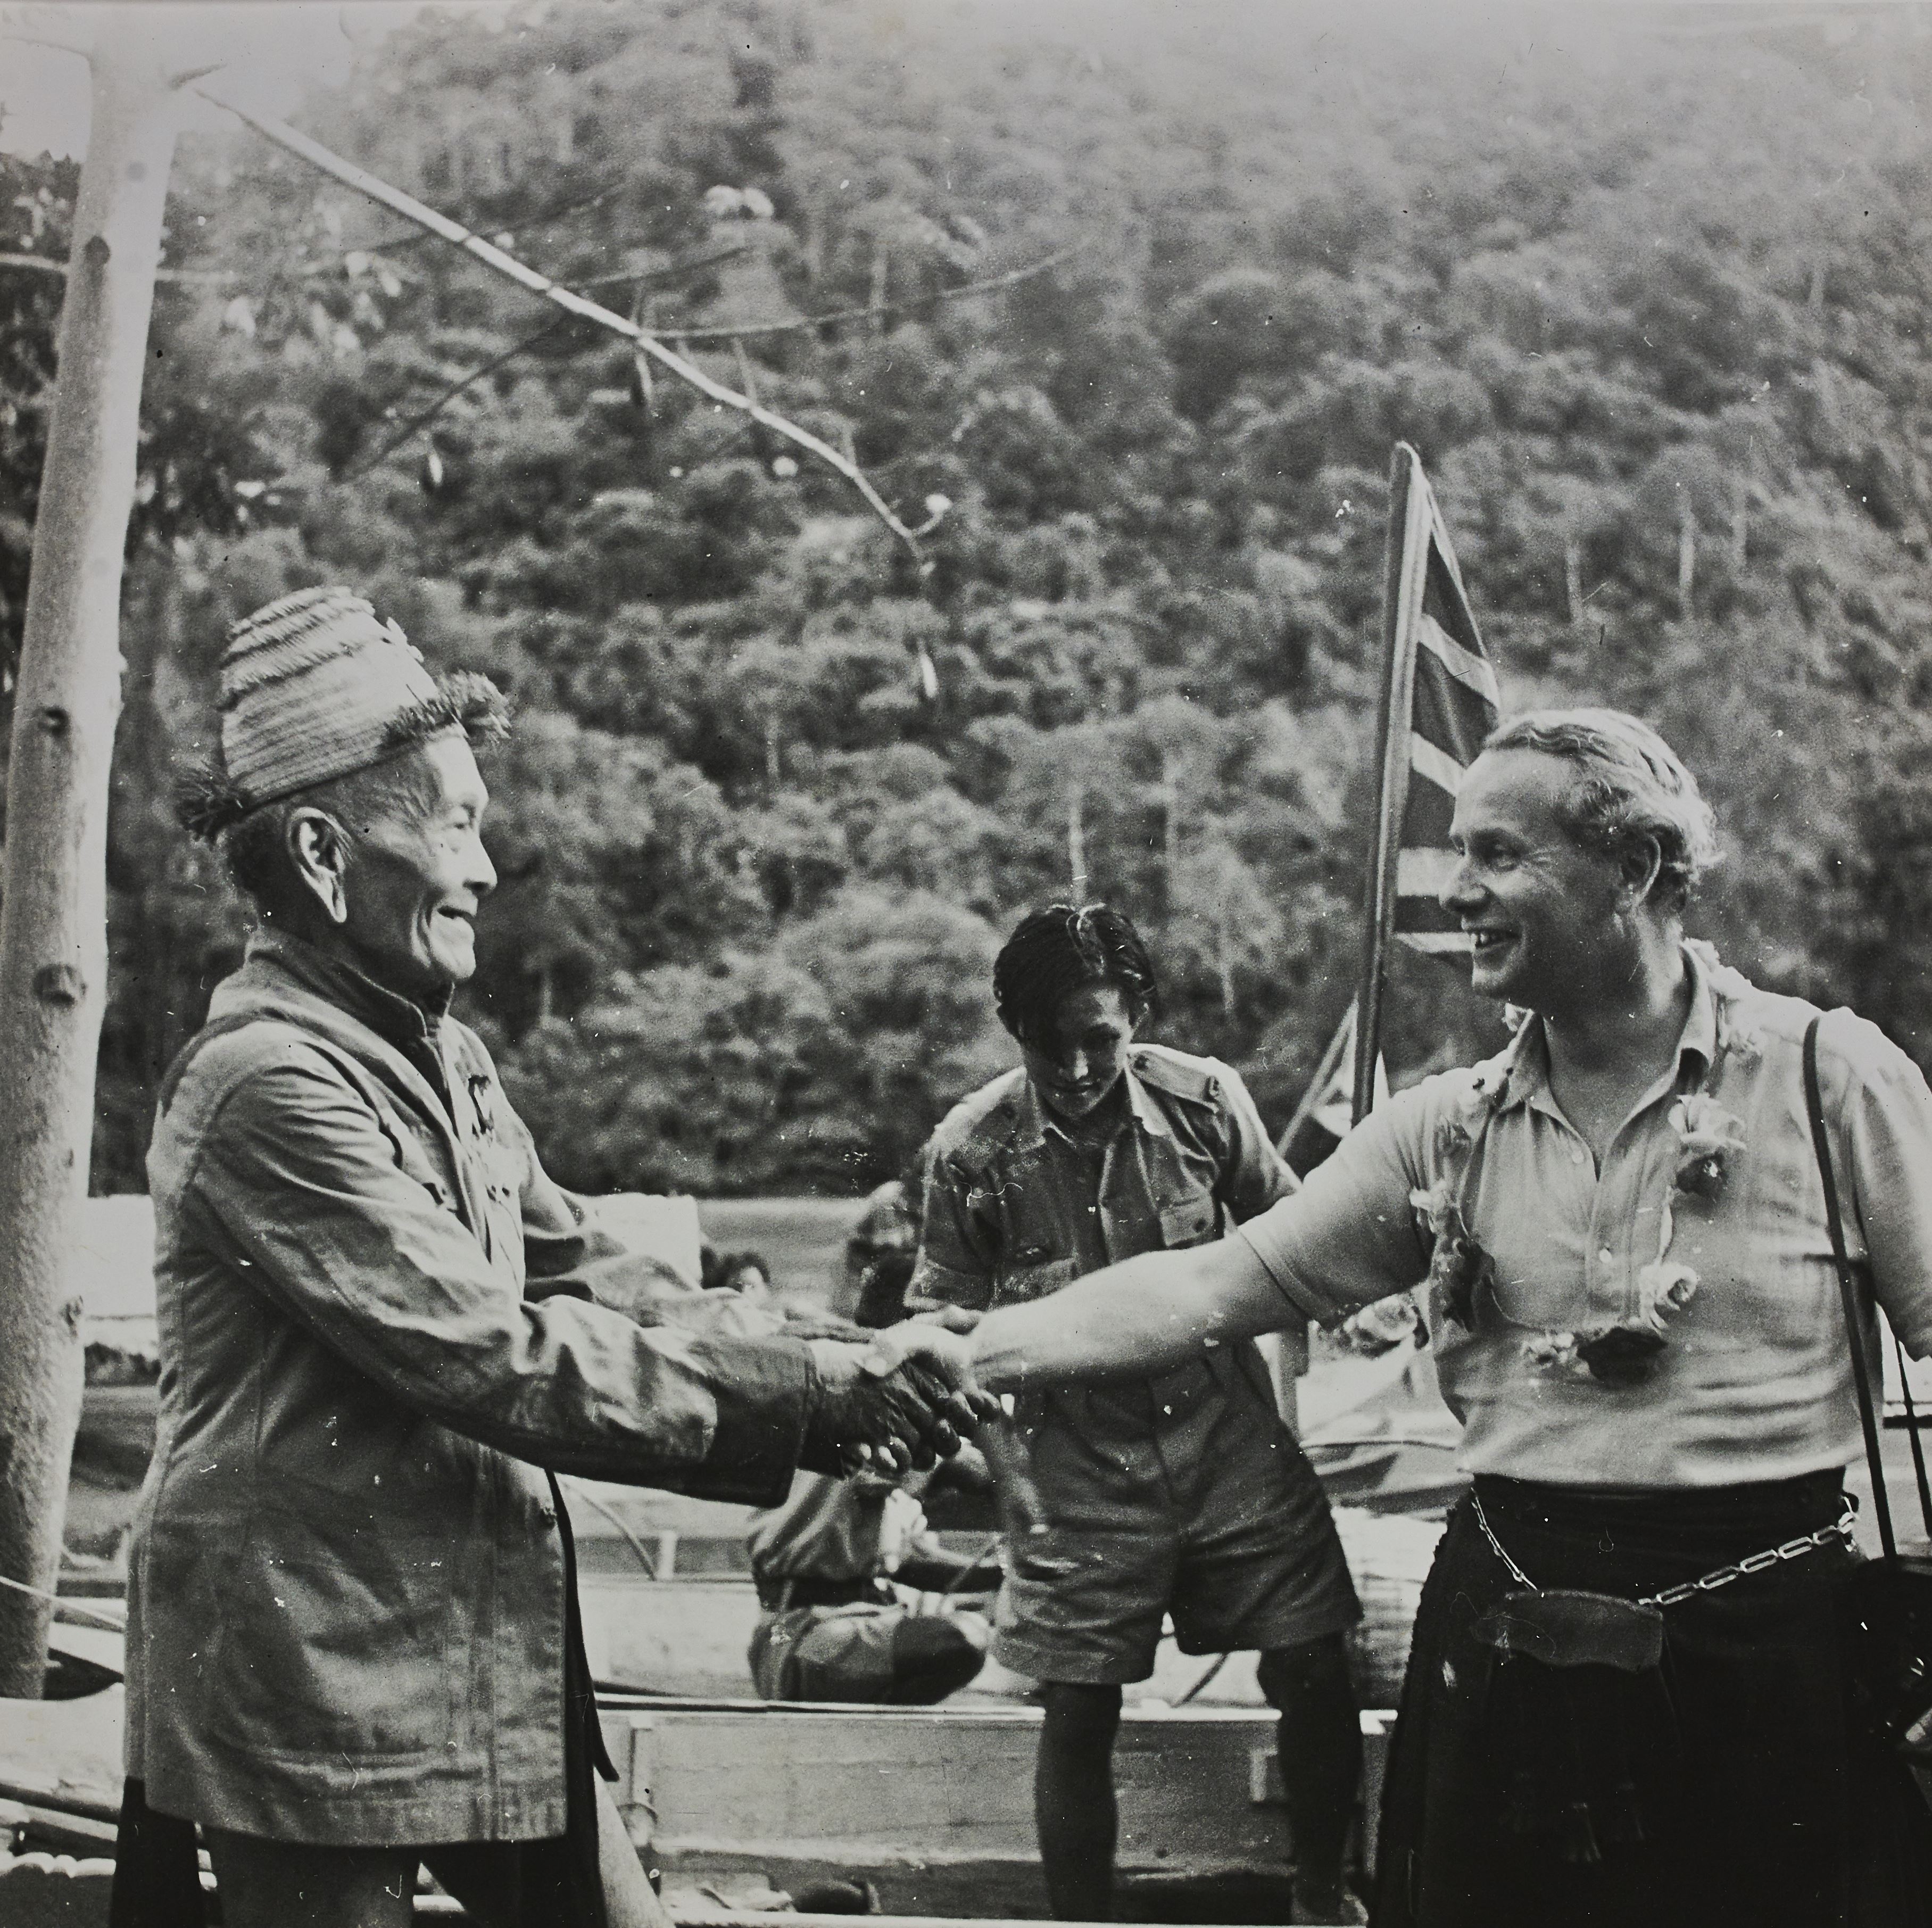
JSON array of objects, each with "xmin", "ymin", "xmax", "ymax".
[{"xmin": 1804, "ymin": 1012, "xmax": 1897, "ymax": 1560}]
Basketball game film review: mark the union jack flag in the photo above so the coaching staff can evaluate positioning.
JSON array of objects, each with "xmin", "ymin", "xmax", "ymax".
[
  {"xmin": 1350, "ymin": 445, "xmax": 1498, "ymax": 1121},
  {"xmin": 1383, "ymin": 448, "xmax": 1499, "ymax": 955}
]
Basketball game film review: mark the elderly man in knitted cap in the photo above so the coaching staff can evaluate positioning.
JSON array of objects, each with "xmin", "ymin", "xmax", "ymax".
[{"xmin": 112, "ymin": 587, "xmax": 991, "ymax": 1928}]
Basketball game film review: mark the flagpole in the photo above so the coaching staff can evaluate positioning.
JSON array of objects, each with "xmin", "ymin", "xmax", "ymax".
[
  {"xmin": 1353, "ymin": 444, "xmax": 1431, "ymax": 1124},
  {"xmin": 1275, "ymin": 1003, "xmax": 1355, "ymax": 1164}
]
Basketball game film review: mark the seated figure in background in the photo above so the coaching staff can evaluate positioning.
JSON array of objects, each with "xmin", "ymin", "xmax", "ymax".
[
  {"xmin": 747, "ymin": 1257, "xmax": 995, "ymax": 1704},
  {"xmin": 744, "ymin": 1459, "xmax": 993, "ymax": 1704},
  {"xmin": 702, "ymin": 1247, "xmax": 776, "ymax": 1300}
]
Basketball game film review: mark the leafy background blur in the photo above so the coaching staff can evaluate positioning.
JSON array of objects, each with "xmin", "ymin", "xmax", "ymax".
[{"xmin": 5, "ymin": 0, "xmax": 1932, "ymax": 1198}]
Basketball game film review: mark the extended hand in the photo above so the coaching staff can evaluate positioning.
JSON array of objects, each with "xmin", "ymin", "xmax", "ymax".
[
  {"xmin": 801, "ymin": 1340, "xmax": 995, "ymax": 1478},
  {"xmin": 863, "ymin": 1321, "xmax": 999, "ymax": 1430}
]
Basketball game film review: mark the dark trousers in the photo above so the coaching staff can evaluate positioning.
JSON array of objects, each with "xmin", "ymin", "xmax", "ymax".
[{"xmin": 1374, "ymin": 1472, "xmax": 1932, "ymax": 1928}]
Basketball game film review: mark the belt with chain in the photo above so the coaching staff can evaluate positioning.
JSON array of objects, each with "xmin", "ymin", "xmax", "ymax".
[{"xmin": 1471, "ymin": 1490, "xmax": 1859, "ymax": 1609}]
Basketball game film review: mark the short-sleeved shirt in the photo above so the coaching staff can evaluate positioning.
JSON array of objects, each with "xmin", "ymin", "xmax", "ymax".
[
  {"xmin": 914, "ymin": 1045, "xmax": 1296, "ymax": 1477},
  {"xmin": 915, "ymin": 1049, "xmax": 1360, "ymax": 1678},
  {"xmin": 1237, "ymin": 944, "xmax": 1932, "ymax": 1489},
  {"xmin": 745, "ymin": 1470, "xmax": 923, "ymax": 1593}
]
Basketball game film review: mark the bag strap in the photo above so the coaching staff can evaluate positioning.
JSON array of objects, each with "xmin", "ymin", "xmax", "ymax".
[
  {"xmin": 1804, "ymin": 1013, "xmax": 1897, "ymax": 1560},
  {"xmin": 1900, "ymin": 1325, "xmax": 1932, "ymax": 1538}
]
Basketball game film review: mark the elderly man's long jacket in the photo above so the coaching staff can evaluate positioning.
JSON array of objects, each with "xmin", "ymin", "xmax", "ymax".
[{"xmin": 126, "ymin": 934, "xmax": 818, "ymax": 1845}]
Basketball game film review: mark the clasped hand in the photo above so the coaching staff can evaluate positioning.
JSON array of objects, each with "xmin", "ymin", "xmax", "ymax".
[{"xmin": 801, "ymin": 1323, "xmax": 996, "ymax": 1479}]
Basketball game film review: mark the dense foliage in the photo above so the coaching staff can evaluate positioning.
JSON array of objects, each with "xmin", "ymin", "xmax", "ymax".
[{"xmin": 6, "ymin": 0, "xmax": 1932, "ymax": 1196}]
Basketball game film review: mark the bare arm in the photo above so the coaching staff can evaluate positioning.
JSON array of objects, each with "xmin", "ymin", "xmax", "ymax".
[
  {"xmin": 871, "ymin": 1083, "xmax": 1446, "ymax": 1396},
  {"xmin": 966, "ymin": 1234, "xmax": 1297, "ymax": 1393}
]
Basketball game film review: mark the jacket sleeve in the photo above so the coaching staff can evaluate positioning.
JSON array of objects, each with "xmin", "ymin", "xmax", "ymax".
[
  {"xmin": 187, "ymin": 1044, "xmax": 816, "ymax": 1505},
  {"xmin": 510, "ymin": 1112, "xmax": 707, "ymax": 1315}
]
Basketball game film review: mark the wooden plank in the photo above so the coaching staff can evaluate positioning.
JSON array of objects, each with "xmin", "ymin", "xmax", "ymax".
[{"xmin": 625, "ymin": 1705, "xmax": 1291, "ymax": 1871}]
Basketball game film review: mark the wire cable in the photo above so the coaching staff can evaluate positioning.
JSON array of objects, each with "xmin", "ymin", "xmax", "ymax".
[{"xmin": 558, "ymin": 1477, "xmax": 658, "ymax": 1578}]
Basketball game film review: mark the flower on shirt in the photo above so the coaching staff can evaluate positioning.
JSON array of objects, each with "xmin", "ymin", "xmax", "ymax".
[
  {"xmin": 1519, "ymin": 1245, "xmax": 1705, "ymax": 1390},
  {"xmin": 1522, "ymin": 1328, "xmax": 1584, "ymax": 1376},
  {"xmin": 1409, "ymin": 1180, "xmax": 1457, "ymax": 1237},
  {"xmin": 1412, "ymin": 1184, "xmax": 1495, "ymax": 1329},
  {"xmin": 1635, "ymin": 1259, "xmax": 1701, "ymax": 1334},
  {"xmin": 1572, "ymin": 1321, "xmax": 1669, "ymax": 1387},
  {"xmin": 1669, "ymin": 1093, "xmax": 1747, "ymax": 1203},
  {"xmin": 1686, "ymin": 939, "xmax": 1765, "ymax": 1068},
  {"xmin": 1336, "ymin": 1292, "xmax": 1424, "ymax": 1355},
  {"xmin": 1520, "ymin": 951, "xmax": 1753, "ymax": 1390},
  {"xmin": 1413, "ymin": 1068, "xmax": 1513, "ymax": 1334},
  {"xmin": 1524, "ymin": 1317, "xmax": 1681, "ymax": 1387}
]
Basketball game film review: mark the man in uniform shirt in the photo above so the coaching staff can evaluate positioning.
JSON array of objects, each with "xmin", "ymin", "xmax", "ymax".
[{"xmin": 912, "ymin": 906, "xmax": 1363, "ymax": 1924}]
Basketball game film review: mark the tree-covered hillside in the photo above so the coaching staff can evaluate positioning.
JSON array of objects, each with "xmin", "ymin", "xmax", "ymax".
[{"xmin": 6, "ymin": 0, "xmax": 1932, "ymax": 1196}]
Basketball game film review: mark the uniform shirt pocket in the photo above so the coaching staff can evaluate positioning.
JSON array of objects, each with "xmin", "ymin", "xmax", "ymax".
[
  {"xmin": 1158, "ymin": 1194, "xmax": 1219, "ymax": 1250},
  {"xmin": 994, "ymin": 1255, "xmax": 1081, "ymax": 1308}
]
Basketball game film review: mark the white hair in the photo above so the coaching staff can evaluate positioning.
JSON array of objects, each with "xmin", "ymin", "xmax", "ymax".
[{"xmin": 1483, "ymin": 708, "xmax": 1719, "ymax": 912}]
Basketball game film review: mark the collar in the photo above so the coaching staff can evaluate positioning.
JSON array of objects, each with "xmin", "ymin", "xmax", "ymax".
[
  {"xmin": 1016, "ymin": 1053, "xmax": 1173, "ymax": 1152},
  {"xmin": 1494, "ymin": 939, "xmax": 1718, "ymax": 1117},
  {"xmin": 246, "ymin": 929, "xmax": 454, "ymax": 1058}
]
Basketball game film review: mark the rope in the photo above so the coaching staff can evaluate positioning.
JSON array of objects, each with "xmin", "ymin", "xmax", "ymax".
[
  {"xmin": 0, "ymin": 1570, "xmax": 127, "ymax": 1633},
  {"xmin": 936, "ymin": 1532, "xmax": 1004, "ymax": 1603},
  {"xmin": 1175, "ymin": 1653, "xmax": 1229, "ymax": 1704}
]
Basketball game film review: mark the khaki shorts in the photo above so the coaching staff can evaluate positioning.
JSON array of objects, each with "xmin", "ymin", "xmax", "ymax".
[{"xmin": 991, "ymin": 1355, "xmax": 1360, "ymax": 1685}]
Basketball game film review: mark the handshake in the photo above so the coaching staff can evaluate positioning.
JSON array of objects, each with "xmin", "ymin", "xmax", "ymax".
[{"xmin": 799, "ymin": 1324, "xmax": 993, "ymax": 1479}]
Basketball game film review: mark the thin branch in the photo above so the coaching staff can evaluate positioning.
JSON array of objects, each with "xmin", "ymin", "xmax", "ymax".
[
  {"xmin": 1, "ymin": 237, "xmax": 750, "ymax": 295},
  {"xmin": 0, "ymin": 21, "xmax": 90, "ymax": 58},
  {"xmin": 3, "ymin": 252, "xmax": 316, "ymax": 287},
  {"xmin": 654, "ymin": 241, "xmax": 1088, "ymax": 344},
  {"xmin": 574, "ymin": 241, "xmax": 750, "ymax": 291},
  {"xmin": 351, "ymin": 184, "xmax": 619, "ymax": 259},
  {"xmin": 194, "ymin": 78, "xmax": 927, "ymax": 565},
  {"xmin": 343, "ymin": 311, "xmax": 579, "ymax": 483}
]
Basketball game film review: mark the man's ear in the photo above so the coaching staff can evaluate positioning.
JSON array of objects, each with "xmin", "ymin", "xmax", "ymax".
[
  {"xmin": 286, "ymin": 807, "xmax": 352, "ymax": 925},
  {"xmin": 1618, "ymin": 833, "xmax": 1665, "ymax": 913}
]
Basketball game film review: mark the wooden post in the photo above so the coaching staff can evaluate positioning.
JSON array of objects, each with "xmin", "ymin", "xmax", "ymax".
[{"xmin": 0, "ymin": 42, "xmax": 180, "ymax": 1697}]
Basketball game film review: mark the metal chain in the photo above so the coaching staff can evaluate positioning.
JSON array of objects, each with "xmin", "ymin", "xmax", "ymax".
[
  {"xmin": 1469, "ymin": 1492, "xmax": 1858, "ymax": 1611},
  {"xmin": 1471, "ymin": 1493, "xmax": 1536, "ymax": 1588},
  {"xmin": 1640, "ymin": 1507, "xmax": 1858, "ymax": 1609}
]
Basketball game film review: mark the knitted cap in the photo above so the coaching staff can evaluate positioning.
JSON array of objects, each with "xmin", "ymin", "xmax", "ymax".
[{"xmin": 178, "ymin": 586, "xmax": 508, "ymax": 839}]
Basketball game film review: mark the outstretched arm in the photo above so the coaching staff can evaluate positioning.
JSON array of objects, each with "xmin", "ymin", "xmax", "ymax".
[
  {"xmin": 967, "ymin": 1235, "xmax": 1294, "ymax": 1393},
  {"xmin": 870, "ymin": 1086, "xmax": 1446, "ymax": 1396}
]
